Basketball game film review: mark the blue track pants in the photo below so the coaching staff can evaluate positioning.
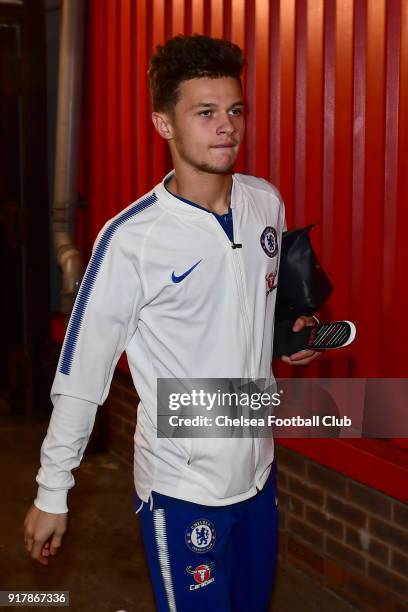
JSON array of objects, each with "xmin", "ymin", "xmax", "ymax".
[{"xmin": 134, "ymin": 460, "xmax": 279, "ymax": 611}]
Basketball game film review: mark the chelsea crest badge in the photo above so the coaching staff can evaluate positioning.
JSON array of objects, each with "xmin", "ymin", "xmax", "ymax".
[
  {"xmin": 185, "ymin": 518, "xmax": 216, "ymax": 554},
  {"xmin": 260, "ymin": 226, "xmax": 278, "ymax": 258}
]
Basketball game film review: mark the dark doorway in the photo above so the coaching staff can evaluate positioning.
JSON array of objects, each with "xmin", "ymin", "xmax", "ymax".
[{"xmin": 0, "ymin": 0, "xmax": 50, "ymax": 417}]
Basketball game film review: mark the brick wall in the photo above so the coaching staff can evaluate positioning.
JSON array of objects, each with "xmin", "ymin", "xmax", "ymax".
[
  {"xmin": 275, "ymin": 444, "xmax": 408, "ymax": 611},
  {"xmin": 101, "ymin": 371, "xmax": 408, "ymax": 611}
]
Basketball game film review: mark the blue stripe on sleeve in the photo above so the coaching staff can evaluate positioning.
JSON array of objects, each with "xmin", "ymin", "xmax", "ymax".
[{"xmin": 59, "ymin": 193, "xmax": 157, "ymax": 375}]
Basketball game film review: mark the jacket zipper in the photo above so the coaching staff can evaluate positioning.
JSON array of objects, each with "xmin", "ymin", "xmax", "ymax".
[
  {"xmin": 208, "ymin": 215, "xmax": 253, "ymax": 377},
  {"xmin": 207, "ymin": 216, "xmax": 261, "ymax": 482},
  {"xmin": 229, "ymin": 236, "xmax": 262, "ymax": 484}
]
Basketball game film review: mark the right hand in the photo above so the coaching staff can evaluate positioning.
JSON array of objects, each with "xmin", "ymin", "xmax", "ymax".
[{"xmin": 23, "ymin": 504, "xmax": 68, "ymax": 566}]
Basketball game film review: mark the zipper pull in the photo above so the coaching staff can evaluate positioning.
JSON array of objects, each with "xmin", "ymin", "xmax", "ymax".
[{"xmin": 231, "ymin": 242, "xmax": 242, "ymax": 249}]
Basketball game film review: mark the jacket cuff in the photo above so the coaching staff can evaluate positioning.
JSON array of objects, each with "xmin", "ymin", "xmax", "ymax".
[{"xmin": 34, "ymin": 486, "xmax": 69, "ymax": 514}]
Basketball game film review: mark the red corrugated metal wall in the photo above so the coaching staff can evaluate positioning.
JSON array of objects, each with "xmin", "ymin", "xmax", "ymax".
[{"xmin": 78, "ymin": 0, "xmax": 408, "ymax": 379}]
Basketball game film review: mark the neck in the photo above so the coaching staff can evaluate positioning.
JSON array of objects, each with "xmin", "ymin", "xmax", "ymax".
[{"xmin": 166, "ymin": 166, "xmax": 233, "ymax": 215}]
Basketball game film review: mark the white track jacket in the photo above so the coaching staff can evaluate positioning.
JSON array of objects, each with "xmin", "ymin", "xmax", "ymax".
[{"xmin": 34, "ymin": 170, "xmax": 286, "ymax": 513}]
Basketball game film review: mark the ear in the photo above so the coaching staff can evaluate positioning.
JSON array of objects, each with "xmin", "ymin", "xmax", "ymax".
[{"xmin": 151, "ymin": 112, "xmax": 174, "ymax": 140}]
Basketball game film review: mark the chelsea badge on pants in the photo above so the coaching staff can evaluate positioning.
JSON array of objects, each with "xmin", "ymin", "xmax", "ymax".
[{"xmin": 135, "ymin": 460, "xmax": 279, "ymax": 612}]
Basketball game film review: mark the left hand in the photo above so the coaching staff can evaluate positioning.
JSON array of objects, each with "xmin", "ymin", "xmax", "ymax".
[{"xmin": 280, "ymin": 315, "xmax": 323, "ymax": 366}]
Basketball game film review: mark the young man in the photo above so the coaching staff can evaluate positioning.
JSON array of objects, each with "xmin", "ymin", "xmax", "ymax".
[{"xmin": 24, "ymin": 35, "xmax": 320, "ymax": 610}]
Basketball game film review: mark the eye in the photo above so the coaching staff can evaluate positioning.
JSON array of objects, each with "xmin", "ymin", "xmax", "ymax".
[
  {"xmin": 230, "ymin": 108, "xmax": 243, "ymax": 116},
  {"xmin": 199, "ymin": 110, "xmax": 212, "ymax": 117}
]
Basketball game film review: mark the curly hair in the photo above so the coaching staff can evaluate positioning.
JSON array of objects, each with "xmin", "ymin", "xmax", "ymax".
[{"xmin": 148, "ymin": 34, "xmax": 246, "ymax": 114}]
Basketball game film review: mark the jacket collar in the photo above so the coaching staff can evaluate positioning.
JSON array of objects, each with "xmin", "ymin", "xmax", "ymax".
[{"xmin": 155, "ymin": 169, "xmax": 241, "ymax": 217}]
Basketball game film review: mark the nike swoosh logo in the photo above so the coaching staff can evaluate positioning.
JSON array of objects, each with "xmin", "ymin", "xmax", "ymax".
[{"xmin": 172, "ymin": 259, "xmax": 202, "ymax": 283}]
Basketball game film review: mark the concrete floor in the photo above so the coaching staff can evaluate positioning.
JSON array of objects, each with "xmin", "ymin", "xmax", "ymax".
[{"xmin": 0, "ymin": 413, "xmax": 356, "ymax": 612}]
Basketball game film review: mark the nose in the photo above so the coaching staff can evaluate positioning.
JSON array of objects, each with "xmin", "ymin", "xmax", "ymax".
[{"xmin": 216, "ymin": 112, "xmax": 236, "ymax": 136}]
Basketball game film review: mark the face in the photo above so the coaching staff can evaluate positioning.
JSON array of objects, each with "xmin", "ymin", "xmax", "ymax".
[{"xmin": 156, "ymin": 76, "xmax": 245, "ymax": 175}]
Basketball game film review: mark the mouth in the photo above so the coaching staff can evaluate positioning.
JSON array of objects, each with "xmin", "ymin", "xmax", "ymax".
[{"xmin": 211, "ymin": 143, "xmax": 237, "ymax": 148}]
